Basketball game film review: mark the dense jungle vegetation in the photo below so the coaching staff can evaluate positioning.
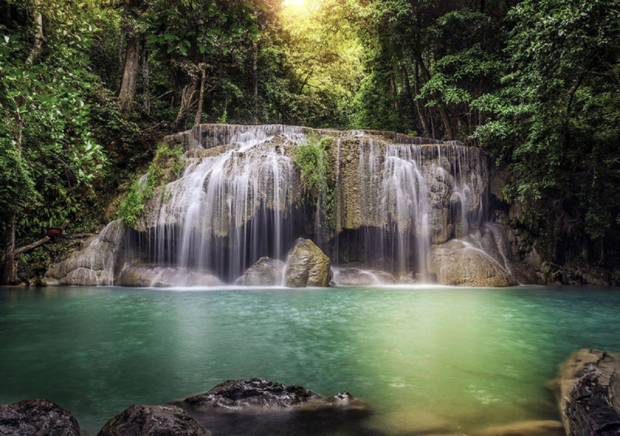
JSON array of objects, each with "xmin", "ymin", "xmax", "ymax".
[{"xmin": 1, "ymin": 0, "xmax": 619, "ymax": 281}]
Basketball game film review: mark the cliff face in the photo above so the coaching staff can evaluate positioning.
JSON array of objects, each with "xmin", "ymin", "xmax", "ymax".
[{"xmin": 44, "ymin": 124, "xmax": 616, "ymax": 287}]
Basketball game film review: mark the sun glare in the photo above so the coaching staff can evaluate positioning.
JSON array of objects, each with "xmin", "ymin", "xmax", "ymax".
[{"xmin": 283, "ymin": 0, "xmax": 305, "ymax": 8}]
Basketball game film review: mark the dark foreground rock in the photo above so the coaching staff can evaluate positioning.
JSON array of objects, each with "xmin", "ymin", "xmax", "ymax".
[
  {"xmin": 235, "ymin": 257, "xmax": 286, "ymax": 286},
  {"xmin": 0, "ymin": 399, "xmax": 82, "ymax": 436},
  {"xmin": 182, "ymin": 378, "xmax": 369, "ymax": 413},
  {"xmin": 283, "ymin": 239, "xmax": 331, "ymax": 287},
  {"xmin": 98, "ymin": 404, "xmax": 210, "ymax": 436},
  {"xmin": 554, "ymin": 349, "xmax": 620, "ymax": 436},
  {"xmin": 177, "ymin": 378, "xmax": 370, "ymax": 436}
]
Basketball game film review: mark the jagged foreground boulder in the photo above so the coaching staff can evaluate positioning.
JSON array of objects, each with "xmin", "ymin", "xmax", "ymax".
[
  {"xmin": 235, "ymin": 257, "xmax": 286, "ymax": 286},
  {"xmin": 0, "ymin": 399, "xmax": 83, "ymax": 436},
  {"xmin": 98, "ymin": 405, "xmax": 209, "ymax": 436},
  {"xmin": 181, "ymin": 378, "xmax": 369, "ymax": 414},
  {"xmin": 554, "ymin": 349, "xmax": 620, "ymax": 436},
  {"xmin": 283, "ymin": 239, "xmax": 331, "ymax": 287}
]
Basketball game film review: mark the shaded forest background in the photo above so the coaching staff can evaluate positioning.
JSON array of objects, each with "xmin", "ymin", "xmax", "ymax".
[{"xmin": 1, "ymin": 0, "xmax": 619, "ymax": 280}]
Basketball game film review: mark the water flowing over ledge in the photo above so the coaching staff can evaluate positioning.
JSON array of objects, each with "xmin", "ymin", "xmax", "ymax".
[{"xmin": 44, "ymin": 124, "xmax": 536, "ymax": 287}]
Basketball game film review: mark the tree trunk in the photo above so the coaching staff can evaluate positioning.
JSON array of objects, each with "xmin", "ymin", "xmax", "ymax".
[
  {"xmin": 390, "ymin": 72, "xmax": 399, "ymax": 111},
  {"xmin": 26, "ymin": 0, "xmax": 44, "ymax": 65},
  {"xmin": 169, "ymin": 64, "xmax": 180, "ymax": 108},
  {"xmin": 411, "ymin": 63, "xmax": 430, "ymax": 137},
  {"xmin": 194, "ymin": 66, "xmax": 206, "ymax": 127},
  {"xmin": 118, "ymin": 33, "xmax": 140, "ymax": 111},
  {"xmin": 173, "ymin": 77, "xmax": 200, "ymax": 132},
  {"xmin": 117, "ymin": 32, "xmax": 125, "ymax": 95},
  {"xmin": 401, "ymin": 66, "xmax": 418, "ymax": 129},
  {"xmin": 415, "ymin": 52, "xmax": 454, "ymax": 140},
  {"xmin": 252, "ymin": 40, "xmax": 259, "ymax": 125},
  {"xmin": 142, "ymin": 38, "xmax": 150, "ymax": 114},
  {"xmin": 480, "ymin": 0, "xmax": 485, "ymax": 13},
  {"xmin": 2, "ymin": 215, "xmax": 17, "ymax": 284}
]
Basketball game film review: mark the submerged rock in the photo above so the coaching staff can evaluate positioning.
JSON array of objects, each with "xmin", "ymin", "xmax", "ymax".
[
  {"xmin": 428, "ymin": 238, "xmax": 517, "ymax": 287},
  {"xmin": 118, "ymin": 265, "xmax": 224, "ymax": 287},
  {"xmin": 0, "ymin": 399, "xmax": 82, "ymax": 436},
  {"xmin": 283, "ymin": 239, "xmax": 331, "ymax": 287},
  {"xmin": 475, "ymin": 420, "xmax": 565, "ymax": 436},
  {"xmin": 181, "ymin": 378, "xmax": 369, "ymax": 414},
  {"xmin": 330, "ymin": 268, "xmax": 396, "ymax": 286},
  {"xmin": 553, "ymin": 349, "xmax": 620, "ymax": 436},
  {"xmin": 235, "ymin": 257, "xmax": 285, "ymax": 286},
  {"xmin": 98, "ymin": 404, "xmax": 209, "ymax": 436}
]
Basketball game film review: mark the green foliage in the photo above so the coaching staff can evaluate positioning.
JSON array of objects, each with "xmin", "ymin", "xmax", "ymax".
[
  {"xmin": 293, "ymin": 133, "xmax": 336, "ymax": 232},
  {"xmin": 116, "ymin": 143, "xmax": 184, "ymax": 228},
  {"xmin": 474, "ymin": 0, "xmax": 620, "ymax": 242}
]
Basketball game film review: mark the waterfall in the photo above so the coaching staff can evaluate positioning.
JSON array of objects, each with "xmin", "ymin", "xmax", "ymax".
[
  {"xmin": 142, "ymin": 125, "xmax": 304, "ymax": 282},
  {"xmin": 52, "ymin": 124, "xmax": 504, "ymax": 287},
  {"xmin": 133, "ymin": 125, "xmax": 491, "ymax": 283}
]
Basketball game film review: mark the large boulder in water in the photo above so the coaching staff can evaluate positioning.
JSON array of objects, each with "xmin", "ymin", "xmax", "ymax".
[
  {"xmin": 181, "ymin": 378, "xmax": 369, "ymax": 413},
  {"xmin": 118, "ymin": 265, "xmax": 224, "ymax": 287},
  {"xmin": 0, "ymin": 399, "xmax": 82, "ymax": 436},
  {"xmin": 98, "ymin": 404, "xmax": 209, "ymax": 436},
  {"xmin": 553, "ymin": 349, "xmax": 620, "ymax": 436},
  {"xmin": 427, "ymin": 239, "xmax": 516, "ymax": 287},
  {"xmin": 283, "ymin": 239, "xmax": 331, "ymax": 287},
  {"xmin": 235, "ymin": 257, "xmax": 285, "ymax": 286}
]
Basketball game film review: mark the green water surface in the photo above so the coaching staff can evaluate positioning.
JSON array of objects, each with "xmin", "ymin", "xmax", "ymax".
[{"xmin": 1, "ymin": 285, "xmax": 619, "ymax": 435}]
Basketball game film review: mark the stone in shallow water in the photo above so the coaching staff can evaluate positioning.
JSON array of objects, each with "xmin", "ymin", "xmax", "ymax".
[
  {"xmin": 283, "ymin": 239, "xmax": 331, "ymax": 287},
  {"xmin": 235, "ymin": 257, "xmax": 286, "ymax": 286},
  {"xmin": 330, "ymin": 268, "xmax": 397, "ymax": 286},
  {"xmin": 0, "ymin": 399, "xmax": 82, "ymax": 436},
  {"xmin": 98, "ymin": 404, "xmax": 210, "ymax": 436},
  {"xmin": 182, "ymin": 378, "xmax": 370, "ymax": 413},
  {"xmin": 118, "ymin": 265, "xmax": 223, "ymax": 287}
]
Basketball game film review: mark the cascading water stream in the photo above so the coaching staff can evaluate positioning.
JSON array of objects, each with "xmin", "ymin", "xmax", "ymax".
[{"xmin": 122, "ymin": 125, "xmax": 496, "ymax": 285}]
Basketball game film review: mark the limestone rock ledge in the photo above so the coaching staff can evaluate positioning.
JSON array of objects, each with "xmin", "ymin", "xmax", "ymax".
[{"xmin": 44, "ymin": 220, "xmax": 128, "ymax": 286}]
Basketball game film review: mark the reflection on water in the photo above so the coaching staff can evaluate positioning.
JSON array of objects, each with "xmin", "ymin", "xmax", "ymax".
[{"xmin": 1, "ymin": 286, "xmax": 620, "ymax": 435}]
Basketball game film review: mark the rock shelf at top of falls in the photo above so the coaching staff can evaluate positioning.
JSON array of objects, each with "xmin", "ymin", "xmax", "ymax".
[{"xmin": 42, "ymin": 123, "xmax": 539, "ymax": 287}]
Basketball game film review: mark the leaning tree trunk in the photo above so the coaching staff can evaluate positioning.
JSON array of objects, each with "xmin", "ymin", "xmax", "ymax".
[
  {"xmin": 116, "ymin": 33, "xmax": 125, "ymax": 95},
  {"xmin": 173, "ymin": 77, "xmax": 200, "ymax": 132},
  {"xmin": 252, "ymin": 40, "xmax": 259, "ymax": 125},
  {"xmin": 118, "ymin": 33, "xmax": 140, "ymax": 111},
  {"xmin": 142, "ymin": 37, "xmax": 150, "ymax": 114},
  {"xmin": 26, "ymin": 0, "xmax": 44, "ymax": 65}
]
